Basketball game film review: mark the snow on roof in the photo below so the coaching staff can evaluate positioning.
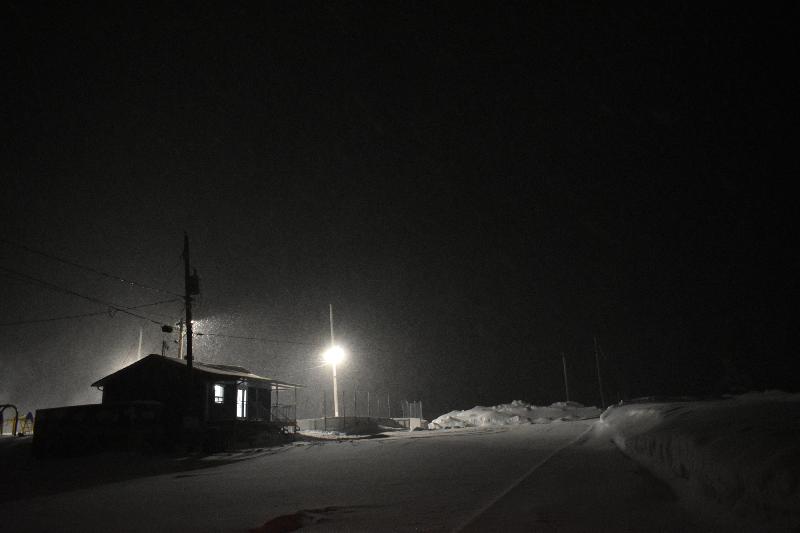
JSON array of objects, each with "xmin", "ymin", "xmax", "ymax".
[
  {"xmin": 198, "ymin": 363, "xmax": 253, "ymax": 374},
  {"xmin": 91, "ymin": 354, "xmax": 302, "ymax": 389}
]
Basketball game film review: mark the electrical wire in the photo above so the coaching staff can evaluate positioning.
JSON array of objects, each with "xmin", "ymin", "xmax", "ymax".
[
  {"xmin": 193, "ymin": 330, "xmax": 316, "ymax": 346},
  {"xmin": 0, "ymin": 237, "xmax": 182, "ymax": 297},
  {"xmin": 0, "ymin": 265, "xmax": 181, "ymax": 325},
  {"xmin": 0, "ymin": 310, "xmax": 110, "ymax": 326},
  {"xmin": 0, "ymin": 299, "xmax": 183, "ymax": 327}
]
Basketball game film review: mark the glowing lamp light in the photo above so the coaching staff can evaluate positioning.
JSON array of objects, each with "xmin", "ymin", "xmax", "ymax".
[{"xmin": 322, "ymin": 345, "xmax": 346, "ymax": 365}]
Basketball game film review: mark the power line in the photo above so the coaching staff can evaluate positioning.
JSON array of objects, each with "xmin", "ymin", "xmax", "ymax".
[
  {"xmin": 0, "ymin": 299, "xmax": 183, "ymax": 327},
  {"xmin": 0, "ymin": 265, "xmax": 180, "ymax": 325},
  {"xmin": 0, "ymin": 310, "xmax": 110, "ymax": 326},
  {"xmin": 193, "ymin": 330, "xmax": 316, "ymax": 347},
  {"xmin": 0, "ymin": 238, "xmax": 182, "ymax": 297}
]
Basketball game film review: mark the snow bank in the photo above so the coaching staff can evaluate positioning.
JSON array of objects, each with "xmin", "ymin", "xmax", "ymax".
[
  {"xmin": 429, "ymin": 400, "xmax": 601, "ymax": 429},
  {"xmin": 599, "ymin": 391, "xmax": 800, "ymax": 530}
]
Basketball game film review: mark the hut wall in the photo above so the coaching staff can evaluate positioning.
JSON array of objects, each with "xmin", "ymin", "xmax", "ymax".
[{"xmin": 101, "ymin": 358, "xmax": 205, "ymax": 416}]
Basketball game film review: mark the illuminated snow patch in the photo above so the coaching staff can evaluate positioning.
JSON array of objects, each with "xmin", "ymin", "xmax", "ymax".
[{"xmin": 429, "ymin": 400, "xmax": 601, "ymax": 429}]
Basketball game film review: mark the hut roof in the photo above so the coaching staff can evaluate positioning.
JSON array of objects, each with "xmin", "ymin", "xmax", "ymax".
[{"xmin": 91, "ymin": 354, "xmax": 302, "ymax": 389}]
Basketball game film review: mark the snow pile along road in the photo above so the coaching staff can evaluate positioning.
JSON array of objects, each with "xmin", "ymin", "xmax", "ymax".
[
  {"xmin": 429, "ymin": 400, "xmax": 601, "ymax": 429},
  {"xmin": 599, "ymin": 391, "xmax": 800, "ymax": 531}
]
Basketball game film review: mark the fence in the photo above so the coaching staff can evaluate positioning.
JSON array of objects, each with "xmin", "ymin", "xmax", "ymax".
[
  {"xmin": 305, "ymin": 389, "xmax": 423, "ymax": 421},
  {"xmin": 400, "ymin": 399, "xmax": 423, "ymax": 419}
]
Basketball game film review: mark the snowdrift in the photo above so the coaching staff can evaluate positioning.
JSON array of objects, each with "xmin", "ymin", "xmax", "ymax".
[
  {"xmin": 429, "ymin": 400, "xmax": 601, "ymax": 429},
  {"xmin": 599, "ymin": 391, "xmax": 800, "ymax": 530}
]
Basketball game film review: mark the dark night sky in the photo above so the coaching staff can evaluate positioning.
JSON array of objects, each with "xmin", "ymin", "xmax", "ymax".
[{"xmin": 1, "ymin": 3, "xmax": 797, "ymax": 417}]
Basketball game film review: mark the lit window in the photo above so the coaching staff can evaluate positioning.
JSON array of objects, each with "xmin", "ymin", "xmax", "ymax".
[
  {"xmin": 214, "ymin": 384, "xmax": 224, "ymax": 404},
  {"xmin": 236, "ymin": 388, "xmax": 248, "ymax": 418}
]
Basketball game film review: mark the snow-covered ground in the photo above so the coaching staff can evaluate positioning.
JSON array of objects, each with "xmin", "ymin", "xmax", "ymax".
[
  {"xmin": 1, "ymin": 393, "xmax": 798, "ymax": 531},
  {"xmin": 1, "ymin": 423, "xmax": 602, "ymax": 532},
  {"xmin": 429, "ymin": 400, "xmax": 601, "ymax": 428},
  {"xmin": 597, "ymin": 391, "xmax": 800, "ymax": 531},
  {"xmin": 436, "ymin": 393, "xmax": 800, "ymax": 531}
]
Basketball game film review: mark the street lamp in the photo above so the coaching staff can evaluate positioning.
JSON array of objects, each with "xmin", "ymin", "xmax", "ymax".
[{"xmin": 322, "ymin": 345, "xmax": 345, "ymax": 417}]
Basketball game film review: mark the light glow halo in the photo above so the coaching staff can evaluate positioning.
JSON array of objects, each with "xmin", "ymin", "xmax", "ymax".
[{"xmin": 322, "ymin": 345, "xmax": 346, "ymax": 365}]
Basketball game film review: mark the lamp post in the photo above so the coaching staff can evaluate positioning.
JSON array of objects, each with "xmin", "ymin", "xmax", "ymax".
[
  {"xmin": 324, "ymin": 304, "xmax": 345, "ymax": 417},
  {"xmin": 323, "ymin": 345, "xmax": 345, "ymax": 417}
]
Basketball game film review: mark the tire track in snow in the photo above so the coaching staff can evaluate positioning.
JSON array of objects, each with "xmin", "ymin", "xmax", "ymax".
[{"xmin": 454, "ymin": 422, "xmax": 595, "ymax": 532}]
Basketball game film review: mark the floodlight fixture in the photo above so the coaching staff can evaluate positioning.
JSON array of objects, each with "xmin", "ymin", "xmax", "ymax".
[{"xmin": 322, "ymin": 345, "xmax": 346, "ymax": 365}]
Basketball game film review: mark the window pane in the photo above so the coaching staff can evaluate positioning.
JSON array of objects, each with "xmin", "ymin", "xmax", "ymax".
[
  {"xmin": 237, "ymin": 388, "xmax": 247, "ymax": 418},
  {"xmin": 214, "ymin": 384, "xmax": 224, "ymax": 404}
]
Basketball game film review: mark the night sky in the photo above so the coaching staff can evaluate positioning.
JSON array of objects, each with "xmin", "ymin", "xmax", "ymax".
[{"xmin": 2, "ymin": 3, "xmax": 796, "ymax": 418}]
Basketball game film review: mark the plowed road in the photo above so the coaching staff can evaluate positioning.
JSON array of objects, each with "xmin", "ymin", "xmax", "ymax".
[{"xmin": 0, "ymin": 422, "xmax": 738, "ymax": 532}]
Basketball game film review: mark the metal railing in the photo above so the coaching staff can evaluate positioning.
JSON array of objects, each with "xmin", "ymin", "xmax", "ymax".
[
  {"xmin": 1, "ymin": 416, "xmax": 35, "ymax": 436},
  {"xmin": 0, "ymin": 408, "xmax": 34, "ymax": 436},
  {"xmin": 270, "ymin": 404, "xmax": 297, "ymax": 426}
]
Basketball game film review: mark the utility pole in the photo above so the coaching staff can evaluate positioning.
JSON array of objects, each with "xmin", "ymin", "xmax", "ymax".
[
  {"xmin": 561, "ymin": 352, "xmax": 570, "ymax": 402},
  {"xmin": 329, "ymin": 303, "xmax": 335, "ymax": 345},
  {"xmin": 594, "ymin": 336, "xmax": 605, "ymax": 409},
  {"xmin": 177, "ymin": 319, "xmax": 184, "ymax": 359},
  {"xmin": 183, "ymin": 232, "xmax": 199, "ymax": 371}
]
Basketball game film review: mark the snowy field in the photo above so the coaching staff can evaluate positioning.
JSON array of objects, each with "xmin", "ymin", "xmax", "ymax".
[{"xmin": 0, "ymin": 394, "xmax": 797, "ymax": 532}]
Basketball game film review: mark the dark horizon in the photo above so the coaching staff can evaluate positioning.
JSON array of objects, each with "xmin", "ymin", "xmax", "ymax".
[{"xmin": 1, "ymin": 3, "xmax": 796, "ymax": 418}]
